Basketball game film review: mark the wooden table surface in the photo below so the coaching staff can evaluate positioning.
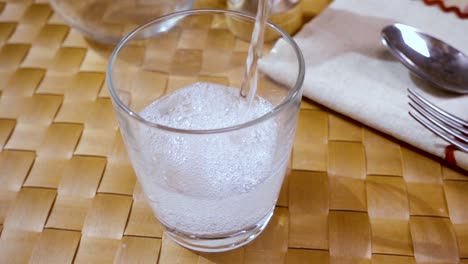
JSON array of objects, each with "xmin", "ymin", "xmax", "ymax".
[{"xmin": 0, "ymin": 0, "xmax": 467, "ymax": 263}]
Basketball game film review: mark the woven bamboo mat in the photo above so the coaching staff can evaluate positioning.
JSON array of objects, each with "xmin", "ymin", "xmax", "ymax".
[{"xmin": 0, "ymin": 0, "xmax": 467, "ymax": 263}]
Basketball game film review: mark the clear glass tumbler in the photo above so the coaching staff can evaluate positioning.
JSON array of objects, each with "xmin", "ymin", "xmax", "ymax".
[{"xmin": 107, "ymin": 9, "xmax": 304, "ymax": 252}]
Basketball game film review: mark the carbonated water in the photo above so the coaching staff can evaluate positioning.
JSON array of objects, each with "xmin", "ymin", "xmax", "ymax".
[{"xmin": 134, "ymin": 82, "xmax": 289, "ymax": 236}]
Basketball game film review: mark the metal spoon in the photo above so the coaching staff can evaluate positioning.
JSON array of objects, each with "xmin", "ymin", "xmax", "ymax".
[{"xmin": 381, "ymin": 23, "xmax": 468, "ymax": 94}]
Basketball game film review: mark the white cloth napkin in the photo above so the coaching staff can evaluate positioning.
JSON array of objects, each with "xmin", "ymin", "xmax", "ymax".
[{"xmin": 261, "ymin": 0, "xmax": 468, "ymax": 171}]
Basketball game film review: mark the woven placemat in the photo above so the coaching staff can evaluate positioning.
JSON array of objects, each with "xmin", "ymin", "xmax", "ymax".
[{"xmin": 0, "ymin": 0, "xmax": 467, "ymax": 263}]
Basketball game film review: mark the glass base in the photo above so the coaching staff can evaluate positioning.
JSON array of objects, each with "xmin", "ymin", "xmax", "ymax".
[{"xmin": 164, "ymin": 207, "xmax": 275, "ymax": 252}]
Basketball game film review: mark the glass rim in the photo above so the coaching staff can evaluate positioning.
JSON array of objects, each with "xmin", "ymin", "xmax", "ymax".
[{"xmin": 106, "ymin": 8, "xmax": 305, "ymax": 135}]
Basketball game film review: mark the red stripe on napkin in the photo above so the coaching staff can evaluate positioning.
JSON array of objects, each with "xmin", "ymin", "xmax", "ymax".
[
  {"xmin": 445, "ymin": 145, "xmax": 458, "ymax": 165},
  {"xmin": 424, "ymin": 0, "xmax": 468, "ymax": 18}
]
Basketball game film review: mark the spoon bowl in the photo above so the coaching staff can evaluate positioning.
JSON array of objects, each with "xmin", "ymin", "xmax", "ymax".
[{"xmin": 381, "ymin": 23, "xmax": 468, "ymax": 94}]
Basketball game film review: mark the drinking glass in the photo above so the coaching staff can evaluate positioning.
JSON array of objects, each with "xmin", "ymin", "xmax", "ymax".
[{"xmin": 107, "ymin": 9, "xmax": 304, "ymax": 252}]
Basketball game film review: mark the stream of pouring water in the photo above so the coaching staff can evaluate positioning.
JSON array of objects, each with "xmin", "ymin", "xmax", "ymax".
[{"xmin": 239, "ymin": 0, "xmax": 272, "ymax": 119}]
